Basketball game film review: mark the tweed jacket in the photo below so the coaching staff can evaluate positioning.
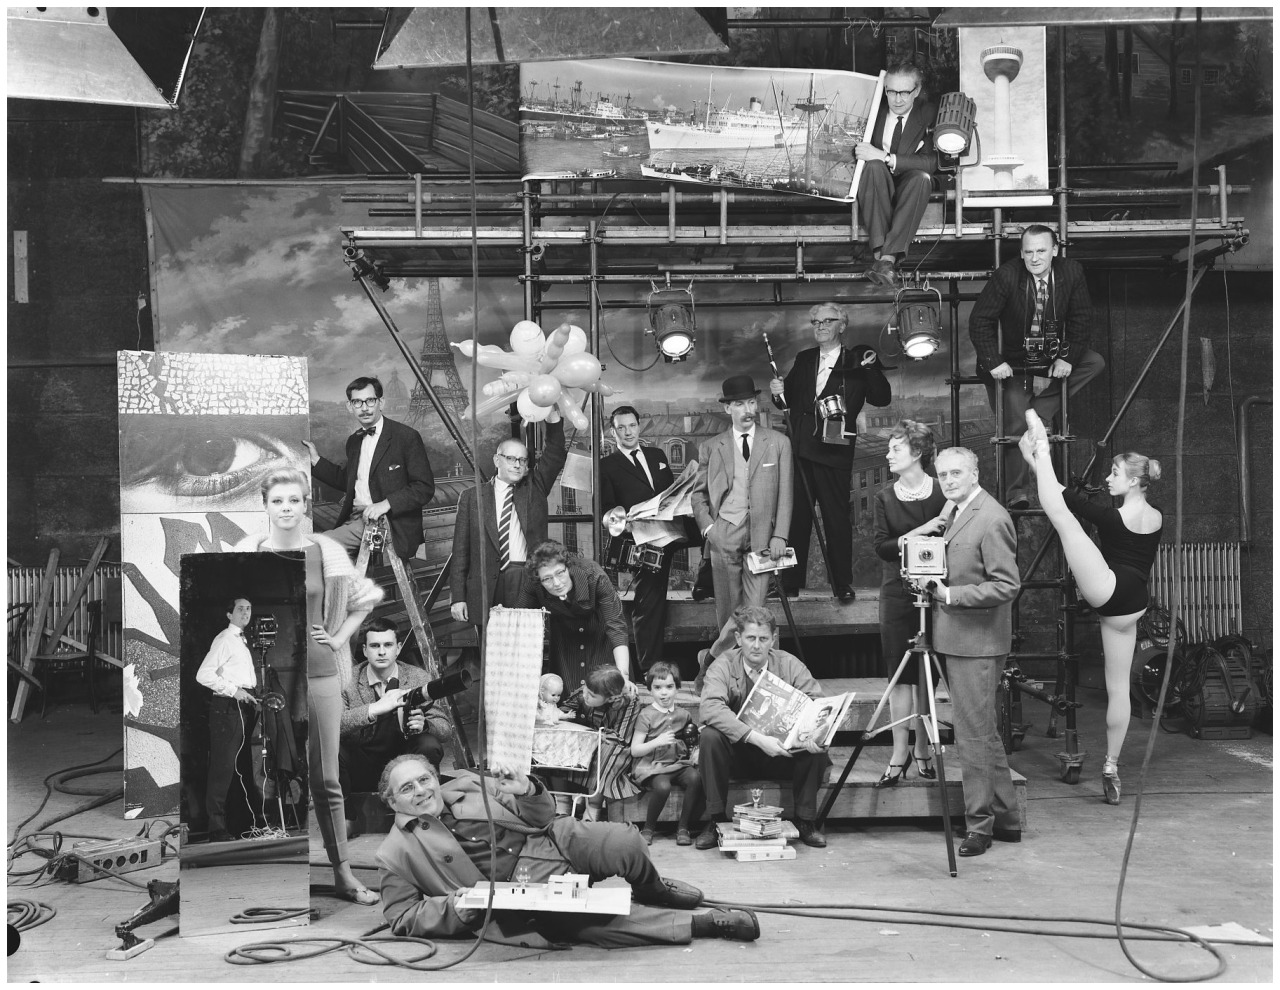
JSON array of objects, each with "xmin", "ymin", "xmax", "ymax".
[
  {"xmin": 338, "ymin": 660, "xmax": 451, "ymax": 742},
  {"xmin": 691, "ymin": 425, "xmax": 793, "ymax": 552},
  {"xmin": 931, "ymin": 489, "xmax": 1020, "ymax": 658}
]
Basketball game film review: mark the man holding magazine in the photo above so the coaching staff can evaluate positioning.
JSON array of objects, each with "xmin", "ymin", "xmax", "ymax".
[{"xmin": 695, "ymin": 605, "xmax": 835, "ymax": 851}]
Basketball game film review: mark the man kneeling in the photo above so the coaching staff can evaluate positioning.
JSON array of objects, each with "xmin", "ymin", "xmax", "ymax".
[{"xmin": 376, "ymin": 754, "xmax": 760, "ymax": 948}]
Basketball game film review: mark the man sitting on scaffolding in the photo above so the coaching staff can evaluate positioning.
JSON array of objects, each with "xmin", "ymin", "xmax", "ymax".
[{"xmin": 968, "ymin": 224, "xmax": 1106, "ymax": 510}]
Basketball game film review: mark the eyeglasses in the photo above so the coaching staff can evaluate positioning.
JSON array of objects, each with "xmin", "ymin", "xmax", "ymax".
[
  {"xmin": 810, "ymin": 317, "xmax": 842, "ymax": 327},
  {"xmin": 394, "ymin": 772, "xmax": 436, "ymax": 798},
  {"xmin": 886, "ymin": 86, "xmax": 918, "ymax": 99},
  {"xmin": 497, "ymin": 453, "xmax": 528, "ymax": 466},
  {"xmin": 538, "ymin": 567, "xmax": 569, "ymax": 586},
  {"xmin": 348, "ymin": 397, "xmax": 381, "ymax": 409}
]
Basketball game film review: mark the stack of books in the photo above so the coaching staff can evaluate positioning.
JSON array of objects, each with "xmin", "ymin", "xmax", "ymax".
[{"xmin": 717, "ymin": 801, "xmax": 798, "ymax": 861}]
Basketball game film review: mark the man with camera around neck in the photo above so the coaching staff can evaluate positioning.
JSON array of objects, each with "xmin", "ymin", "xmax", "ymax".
[
  {"xmin": 925, "ymin": 447, "xmax": 1022, "ymax": 857},
  {"xmin": 339, "ymin": 616, "xmax": 451, "ymax": 837},
  {"xmin": 968, "ymin": 225, "xmax": 1105, "ymax": 510}
]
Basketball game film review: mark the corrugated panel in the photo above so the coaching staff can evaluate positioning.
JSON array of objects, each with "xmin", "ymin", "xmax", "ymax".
[
  {"xmin": 1150, "ymin": 542, "xmax": 1242, "ymax": 641},
  {"xmin": 7, "ymin": 564, "xmax": 123, "ymax": 661}
]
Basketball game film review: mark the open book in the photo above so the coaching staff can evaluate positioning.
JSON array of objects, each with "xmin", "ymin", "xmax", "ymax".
[{"xmin": 737, "ymin": 669, "xmax": 856, "ymax": 751}]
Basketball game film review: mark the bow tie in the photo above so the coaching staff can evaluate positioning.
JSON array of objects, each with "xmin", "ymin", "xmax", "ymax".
[{"xmin": 358, "ymin": 427, "xmax": 376, "ymax": 437}]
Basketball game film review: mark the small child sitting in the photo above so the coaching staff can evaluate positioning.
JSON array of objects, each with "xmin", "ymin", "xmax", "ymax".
[
  {"xmin": 559, "ymin": 665, "xmax": 642, "ymax": 819},
  {"xmin": 536, "ymin": 672, "xmax": 568, "ymax": 727},
  {"xmin": 629, "ymin": 662, "xmax": 705, "ymax": 846}
]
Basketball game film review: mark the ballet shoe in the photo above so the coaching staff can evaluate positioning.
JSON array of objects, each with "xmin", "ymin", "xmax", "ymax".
[{"xmin": 1102, "ymin": 768, "xmax": 1121, "ymax": 805}]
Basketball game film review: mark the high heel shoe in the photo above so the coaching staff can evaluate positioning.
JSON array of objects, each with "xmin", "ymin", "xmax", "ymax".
[
  {"xmin": 915, "ymin": 755, "xmax": 937, "ymax": 780},
  {"xmin": 1102, "ymin": 768, "xmax": 1121, "ymax": 805},
  {"xmin": 873, "ymin": 753, "xmax": 913, "ymax": 788}
]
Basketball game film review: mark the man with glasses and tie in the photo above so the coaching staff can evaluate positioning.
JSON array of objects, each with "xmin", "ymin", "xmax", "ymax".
[
  {"xmin": 968, "ymin": 224, "xmax": 1106, "ymax": 509},
  {"xmin": 304, "ymin": 376, "xmax": 436, "ymax": 561},
  {"xmin": 769, "ymin": 303, "xmax": 891, "ymax": 602},
  {"xmin": 449, "ymin": 414, "xmax": 567, "ymax": 629},
  {"xmin": 854, "ymin": 61, "xmax": 940, "ymax": 287},
  {"xmin": 599, "ymin": 406, "xmax": 678, "ymax": 676}
]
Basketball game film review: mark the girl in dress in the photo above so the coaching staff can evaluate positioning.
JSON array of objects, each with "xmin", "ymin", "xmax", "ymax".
[
  {"xmin": 629, "ymin": 662, "xmax": 704, "ymax": 845},
  {"xmin": 236, "ymin": 468, "xmax": 383, "ymax": 904},
  {"xmin": 562, "ymin": 664, "xmax": 642, "ymax": 819}
]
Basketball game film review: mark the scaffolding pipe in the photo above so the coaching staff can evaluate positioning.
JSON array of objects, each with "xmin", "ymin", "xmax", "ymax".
[
  {"xmin": 1058, "ymin": 25, "xmax": 1069, "ymax": 251},
  {"xmin": 588, "ymin": 221, "xmax": 603, "ymax": 563}
]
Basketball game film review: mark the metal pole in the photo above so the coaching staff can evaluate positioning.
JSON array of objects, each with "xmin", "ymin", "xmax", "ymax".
[
  {"xmin": 589, "ymin": 220, "xmax": 604, "ymax": 564},
  {"xmin": 1057, "ymin": 26, "xmax": 1069, "ymax": 251}
]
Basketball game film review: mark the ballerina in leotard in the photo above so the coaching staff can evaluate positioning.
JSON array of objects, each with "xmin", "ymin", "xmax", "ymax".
[{"xmin": 1018, "ymin": 410, "xmax": 1163, "ymax": 805}]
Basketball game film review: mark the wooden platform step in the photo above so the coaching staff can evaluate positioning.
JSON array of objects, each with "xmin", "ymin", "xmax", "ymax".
[{"xmin": 605, "ymin": 751, "xmax": 1028, "ymax": 828}]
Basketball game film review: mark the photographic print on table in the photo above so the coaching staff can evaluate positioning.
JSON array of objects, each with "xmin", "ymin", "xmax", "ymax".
[{"xmin": 520, "ymin": 58, "xmax": 883, "ymax": 201}]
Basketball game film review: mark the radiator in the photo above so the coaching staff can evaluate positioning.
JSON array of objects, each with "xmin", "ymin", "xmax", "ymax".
[
  {"xmin": 6, "ymin": 564, "xmax": 123, "ymax": 663},
  {"xmin": 1149, "ymin": 542, "xmax": 1241, "ymax": 642}
]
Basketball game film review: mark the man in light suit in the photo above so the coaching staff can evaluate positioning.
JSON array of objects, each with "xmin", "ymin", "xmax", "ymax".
[
  {"xmin": 449, "ymin": 417, "xmax": 567, "ymax": 628},
  {"xmin": 691, "ymin": 375, "xmax": 793, "ymax": 691},
  {"xmin": 304, "ymin": 375, "xmax": 435, "ymax": 561},
  {"xmin": 928, "ymin": 447, "xmax": 1022, "ymax": 857},
  {"xmin": 854, "ymin": 61, "xmax": 940, "ymax": 286},
  {"xmin": 599, "ymin": 405, "xmax": 678, "ymax": 676}
]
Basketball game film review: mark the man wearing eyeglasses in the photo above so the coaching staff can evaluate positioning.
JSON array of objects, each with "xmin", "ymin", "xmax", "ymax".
[
  {"xmin": 449, "ymin": 414, "xmax": 568, "ymax": 628},
  {"xmin": 854, "ymin": 62, "xmax": 940, "ymax": 287},
  {"xmin": 769, "ymin": 303, "xmax": 891, "ymax": 601},
  {"xmin": 304, "ymin": 376, "xmax": 435, "ymax": 562}
]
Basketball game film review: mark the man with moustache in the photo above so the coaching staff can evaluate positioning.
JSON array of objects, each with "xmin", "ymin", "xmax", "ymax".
[
  {"xmin": 769, "ymin": 302, "xmax": 891, "ymax": 601},
  {"xmin": 690, "ymin": 375, "xmax": 793, "ymax": 692},
  {"xmin": 599, "ymin": 405, "xmax": 678, "ymax": 675},
  {"xmin": 304, "ymin": 375, "xmax": 435, "ymax": 561},
  {"xmin": 927, "ymin": 446, "xmax": 1022, "ymax": 857},
  {"xmin": 969, "ymin": 224, "xmax": 1105, "ymax": 509}
]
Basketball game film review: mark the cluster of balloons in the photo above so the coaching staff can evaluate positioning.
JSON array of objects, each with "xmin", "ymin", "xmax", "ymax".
[{"xmin": 452, "ymin": 321, "xmax": 619, "ymax": 429}]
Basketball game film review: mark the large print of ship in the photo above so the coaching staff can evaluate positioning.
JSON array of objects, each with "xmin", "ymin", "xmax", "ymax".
[
  {"xmin": 645, "ymin": 73, "xmax": 809, "ymax": 151},
  {"xmin": 520, "ymin": 94, "xmax": 647, "ymax": 130}
]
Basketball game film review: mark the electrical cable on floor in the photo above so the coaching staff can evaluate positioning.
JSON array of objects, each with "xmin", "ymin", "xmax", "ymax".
[
  {"xmin": 225, "ymin": 933, "xmax": 444, "ymax": 969},
  {"xmin": 7, "ymin": 747, "xmax": 122, "ymax": 848},
  {"xmin": 230, "ymin": 907, "xmax": 311, "ymax": 924},
  {"xmin": 7, "ymin": 898, "xmax": 56, "ymax": 932}
]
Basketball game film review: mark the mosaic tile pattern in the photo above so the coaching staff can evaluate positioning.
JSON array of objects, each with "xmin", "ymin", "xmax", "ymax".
[{"xmin": 118, "ymin": 350, "xmax": 307, "ymax": 415}]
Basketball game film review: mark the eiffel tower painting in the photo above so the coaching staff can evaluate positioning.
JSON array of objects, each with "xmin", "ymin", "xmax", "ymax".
[{"xmin": 409, "ymin": 278, "xmax": 469, "ymax": 423}]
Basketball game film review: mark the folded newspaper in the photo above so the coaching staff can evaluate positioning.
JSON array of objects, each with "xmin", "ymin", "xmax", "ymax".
[
  {"xmin": 619, "ymin": 460, "xmax": 699, "ymax": 547},
  {"xmin": 737, "ymin": 669, "xmax": 856, "ymax": 751}
]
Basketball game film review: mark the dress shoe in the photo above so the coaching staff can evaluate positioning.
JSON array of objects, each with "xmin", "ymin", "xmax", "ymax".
[
  {"xmin": 1006, "ymin": 488, "xmax": 1030, "ymax": 510},
  {"xmin": 693, "ymin": 907, "xmax": 761, "ymax": 942},
  {"xmin": 694, "ymin": 821, "xmax": 721, "ymax": 850},
  {"xmin": 873, "ymin": 753, "xmax": 913, "ymax": 789},
  {"xmin": 676, "ymin": 827, "xmax": 693, "ymax": 846},
  {"xmin": 633, "ymin": 876, "xmax": 704, "ymax": 910},
  {"xmin": 834, "ymin": 585, "xmax": 856, "ymax": 602},
  {"xmin": 691, "ymin": 585, "xmax": 712, "ymax": 602},
  {"xmin": 953, "ymin": 824, "xmax": 1020, "ymax": 843},
  {"xmin": 867, "ymin": 256, "xmax": 897, "ymax": 287},
  {"xmin": 915, "ymin": 756, "xmax": 937, "ymax": 781},
  {"xmin": 958, "ymin": 831, "xmax": 992, "ymax": 857},
  {"xmin": 797, "ymin": 819, "xmax": 827, "ymax": 848},
  {"xmin": 1102, "ymin": 769, "xmax": 1121, "ymax": 805}
]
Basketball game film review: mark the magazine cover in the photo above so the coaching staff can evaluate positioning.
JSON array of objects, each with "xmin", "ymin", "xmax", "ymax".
[{"xmin": 737, "ymin": 669, "xmax": 855, "ymax": 750}]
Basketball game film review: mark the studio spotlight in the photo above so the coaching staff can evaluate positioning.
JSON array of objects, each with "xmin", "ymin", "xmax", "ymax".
[
  {"xmin": 934, "ymin": 92, "xmax": 978, "ymax": 157},
  {"xmin": 343, "ymin": 247, "xmax": 391, "ymax": 291},
  {"xmin": 646, "ymin": 284, "xmax": 696, "ymax": 362},
  {"xmin": 891, "ymin": 284, "xmax": 943, "ymax": 360}
]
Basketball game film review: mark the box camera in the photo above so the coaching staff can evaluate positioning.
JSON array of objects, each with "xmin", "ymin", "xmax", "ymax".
[
  {"xmin": 901, "ymin": 536, "xmax": 947, "ymax": 581},
  {"xmin": 1024, "ymin": 319, "xmax": 1062, "ymax": 366}
]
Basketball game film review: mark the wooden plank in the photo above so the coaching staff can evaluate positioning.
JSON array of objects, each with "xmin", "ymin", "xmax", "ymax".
[
  {"xmin": 41, "ymin": 536, "xmax": 109, "ymax": 662},
  {"xmin": 11, "ymin": 547, "xmax": 59, "ymax": 723}
]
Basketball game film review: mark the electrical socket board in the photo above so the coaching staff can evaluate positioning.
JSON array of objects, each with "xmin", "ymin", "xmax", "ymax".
[{"xmin": 65, "ymin": 836, "xmax": 163, "ymax": 883}]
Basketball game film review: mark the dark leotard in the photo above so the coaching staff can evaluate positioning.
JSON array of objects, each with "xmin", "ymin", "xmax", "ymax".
[{"xmin": 1063, "ymin": 489, "xmax": 1162, "ymax": 616}]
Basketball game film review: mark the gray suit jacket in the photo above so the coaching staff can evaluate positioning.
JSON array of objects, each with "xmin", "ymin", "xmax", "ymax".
[
  {"xmin": 691, "ymin": 425, "xmax": 793, "ymax": 552},
  {"xmin": 932, "ymin": 488, "xmax": 1020, "ymax": 658}
]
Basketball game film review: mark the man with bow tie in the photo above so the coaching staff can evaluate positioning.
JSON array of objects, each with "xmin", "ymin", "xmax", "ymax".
[
  {"xmin": 303, "ymin": 376, "xmax": 435, "ymax": 561},
  {"xmin": 854, "ymin": 61, "xmax": 940, "ymax": 286},
  {"xmin": 195, "ymin": 596, "xmax": 259, "ymax": 842},
  {"xmin": 599, "ymin": 406, "xmax": 679, "ymax": 675},
  {"xmin": 968, "ymin": 225, "xmax": 1105, "ymax": 509}
]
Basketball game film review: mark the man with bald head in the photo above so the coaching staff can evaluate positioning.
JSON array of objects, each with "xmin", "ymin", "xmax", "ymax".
[{"xmin": 450, "ymin": 415, "xmax": 567, "ymax": 628}]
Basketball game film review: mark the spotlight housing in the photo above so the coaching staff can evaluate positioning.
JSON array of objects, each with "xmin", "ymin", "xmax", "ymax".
[{"xmin": 646, "ymin": 284, "xmax": 696, "ymax": 363}]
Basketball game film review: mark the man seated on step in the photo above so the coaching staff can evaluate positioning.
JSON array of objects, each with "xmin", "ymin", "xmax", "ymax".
[
  {"xmin": 375, "ymin": 754, "xmax": 761, "ymax": 948},
  {"xmin": 695, "ymin": 605, "xmax": 832, "ymax": 851},
  {"xmin": 339, "ymin": 616, "xmax": 451, "ymax": 837}
]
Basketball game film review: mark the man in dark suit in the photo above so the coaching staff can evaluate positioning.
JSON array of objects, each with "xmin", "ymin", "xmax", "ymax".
[
  {"xmin": 969, "ymin": 224, "xmax": 1106, "ymax": 509},
  {"xmin": 769, "ymin": 302, "xmax": 891, "ymax": 600},
  {"xmin": 854, "ymin": 62, "xmax": 940, "ymax": 286},
  {"xmin": 928, "ymin": 446, "xmax": 1022, "ymax": 857},
  {"xmin": 304, "ymin": 375, "xmax": 435, "ymax": 561},
  {"xmin": 599, "ymin": 405, "xmax": 677, "ymax": 675},
  {"xmin": 449, "ymin": 416, "xmax": 567, "ymax": 628}
]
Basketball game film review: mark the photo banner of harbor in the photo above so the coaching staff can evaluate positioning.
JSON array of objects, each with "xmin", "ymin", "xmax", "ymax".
[{"xmin": 520, "ymin": 58, "xmax": 884, "ymax": 202}]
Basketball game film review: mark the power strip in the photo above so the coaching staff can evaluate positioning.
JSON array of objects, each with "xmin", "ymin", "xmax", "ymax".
[{"xmin": 64, "ymin": 836, "xmax": 163, "ymax": 883}]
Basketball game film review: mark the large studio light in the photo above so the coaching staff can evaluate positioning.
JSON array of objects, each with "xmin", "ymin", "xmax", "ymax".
[
  {"xmin": 892, "ymin": 284, "xmax": 943, "ymax": 361},
  {"xmin": 646, "ymin": 285, "xmax": 696, "ymax": 362},
  {"xmin": 934, "ymin": 92, "xmax": 978, "ymax": 156}
]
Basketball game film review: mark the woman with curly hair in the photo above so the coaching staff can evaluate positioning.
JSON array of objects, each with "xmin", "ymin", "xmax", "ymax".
[{"xmin": 237, "ymin": 467, "xmax": 383, "ymax": 903}]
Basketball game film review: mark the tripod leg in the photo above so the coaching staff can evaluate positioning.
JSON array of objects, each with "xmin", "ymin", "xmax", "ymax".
[
  {"xmin": 921, "ymin": 649, "xmax": 958, "ymax": 876},
  {"xmin": 772, "ymin": 571, "xmax": 806, "ymax": 666}
]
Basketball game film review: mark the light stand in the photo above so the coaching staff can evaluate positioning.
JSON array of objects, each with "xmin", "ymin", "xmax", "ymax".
[{"xmin": 248, "ymin": 614, "xmax": 288, "ymax": 832}]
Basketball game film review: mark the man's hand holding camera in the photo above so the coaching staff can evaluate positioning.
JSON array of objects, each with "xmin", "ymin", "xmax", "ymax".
[
  {"xmin": 368, "ymin": 687, "xmax": 409, "ymax": 719},
  {"xmin": 232, "ymin": 687, "xmax": 256, "ymax": 705}
]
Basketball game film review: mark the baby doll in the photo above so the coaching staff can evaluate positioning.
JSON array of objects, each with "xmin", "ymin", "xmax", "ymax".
[{"xmin": 535, "ymin": 672, "xmax": 568, "ymax": 727}]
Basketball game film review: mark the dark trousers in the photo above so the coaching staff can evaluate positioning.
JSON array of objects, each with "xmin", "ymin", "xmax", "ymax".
[
  {"xmin": 339, "ymin": 717, "xmax": 444, "ymax": 821},
  {"xmin": 627, "ymin": 550, "xmax": 674, "ymax": 674},
  {"xmin": 642, "ymin": 765, "xmax": 704, "ymax": 829},
  {"xmin": 785, "ymin": 457, "xmax": 853, "ymax": 591},
  {"xmin": 857, "ymin": 160, "xmax": 934, "ymax": 259},
  {"xmin": 205, "ymin": 695, "xmax": 259, "ymax": 835},
  {"xmin": 697, "ymin": 726, "xmax": 830, "ymax": 820}
]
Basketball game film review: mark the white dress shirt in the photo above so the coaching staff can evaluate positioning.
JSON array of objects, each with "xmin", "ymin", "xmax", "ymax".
[
  {"xmin": 815, "ymin": 346, "xmax": 841, "ymax": 396},
  {"xmin": 354, "ymin": 416, "xmax": 383, "ymax": 508},
  {"xmin": 493, "ymin": 477, "xmax": 528, "ymax": 563},
  {"xmin": 626, "ymin": 446, "xmax": 655, "ymax": 490},
  {"xmin": 195, "ymin": 623, "xmax": 255, "ymax": 698}
]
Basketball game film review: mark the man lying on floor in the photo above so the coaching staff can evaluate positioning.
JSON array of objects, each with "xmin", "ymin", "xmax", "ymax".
[{"xmin": 375, "ymin": 754, "xmax": 760, "ymax": 948}]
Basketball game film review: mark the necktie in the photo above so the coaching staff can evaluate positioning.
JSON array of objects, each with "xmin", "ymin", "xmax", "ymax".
[
  {"xmin": 631, "ymin": 450, "xmax": 653, "ymax": 490},
  {"xmin": 1034, "ymin": 277, "xmax": 1048, "ymax": 327},
  {"xmin": 498, "ymin": 485, "xmax": 514, "ymax": 570},
  {"xmin": 740, "ymin": 433, "xmax": 751, "ymax": 462},
  {"xmin": 890, "ymin": 114, "xmax": 904, "ymax": 154},
  {"xmin": 358, "ymin": 427, "xmax": 376, "ymax": 437}
]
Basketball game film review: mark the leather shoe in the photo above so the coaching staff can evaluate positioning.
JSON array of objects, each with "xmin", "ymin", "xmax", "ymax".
[
  {"xmin": 834, "ymin": 585, "xmax": 856, "ymax": 602},
  {"xmin": 797, "ymin": 819, "xmax": 827, "ymax": 848},
  {"xmin": 953, "ymin": 824, "xmax": 1021, "ymax": 843},
  {"xmin": 633, "ymin": 876, "xmax": 704, "ymax": 910},
  {"xmin": 958, "ymin": 831, "xmax": 992, "ymax": 857},
  {"xmin": 694, "ymin": 821, "xmax": 721, "ymax": 850},
  {"xmin": 1006, "ymin": 488, "xmax": 1030, "ymax": 510},
  {"xmin": 694, "ymin": 907, "xmax": 761, "ymax": 942},
  {"xmin": 867, "ymin": 256, "xmax": 896, "ymax": 286}
]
